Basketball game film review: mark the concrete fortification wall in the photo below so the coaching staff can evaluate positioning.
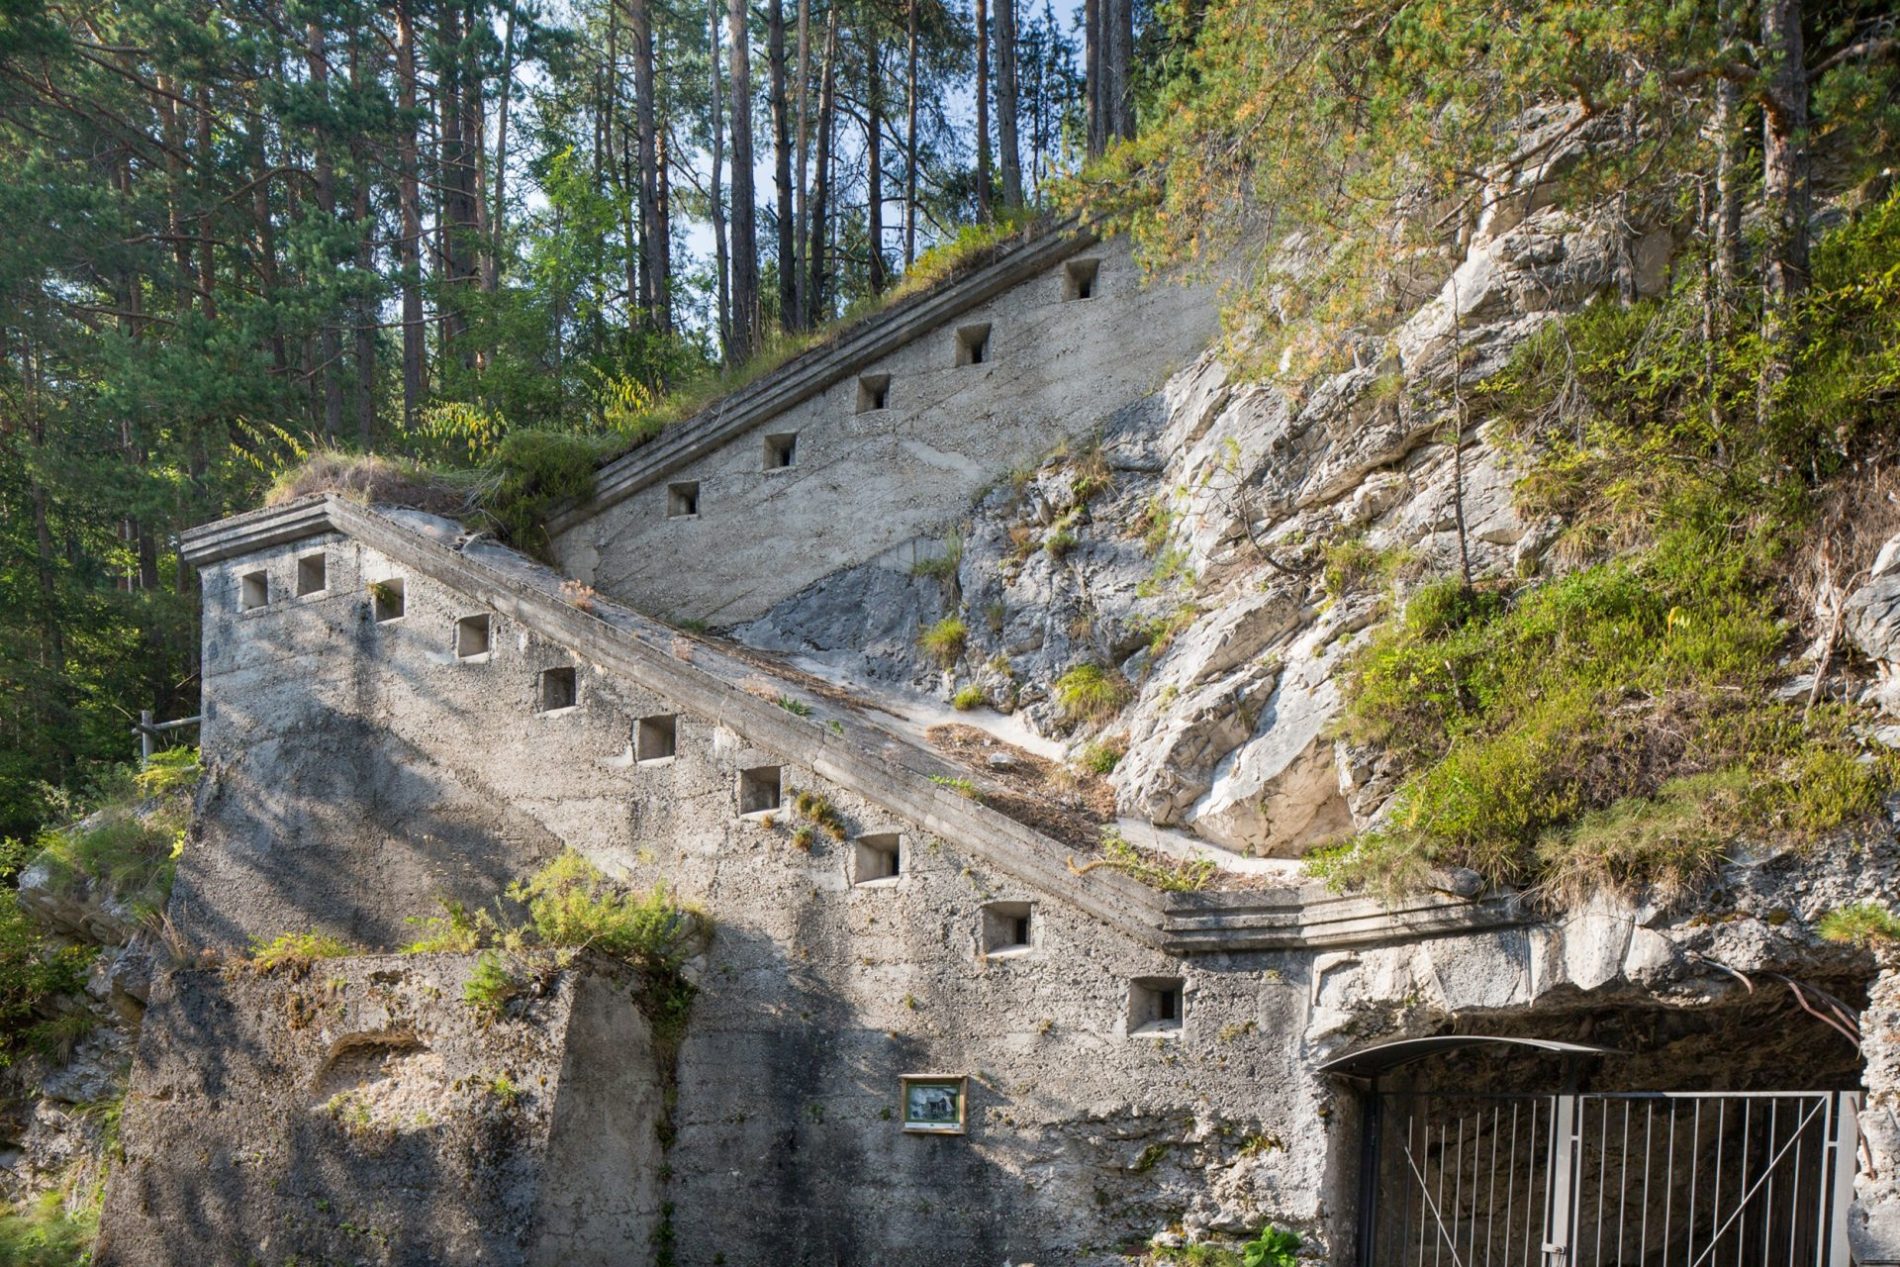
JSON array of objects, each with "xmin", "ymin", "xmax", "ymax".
[
  {"xmin": 551, "ymin": 234, "xmax": 1225, "ymax": 627},
  {"xmin": 142, "ymin": 520, "xmax": 1355, "ymax": 1264}
]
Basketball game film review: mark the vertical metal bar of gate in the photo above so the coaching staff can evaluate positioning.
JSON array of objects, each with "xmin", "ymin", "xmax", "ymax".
[
  {"xmin": 1544, "ymin": 1094, "xmax": 1576, "ymax": 1267},
  {"xmin": 1829, "ymin": 1093, "xmax": 1860, "ymax": 1267},
  {"xmin": 1362, "ymin": 1090, "xmax": 1863, "ymax": 1267}
]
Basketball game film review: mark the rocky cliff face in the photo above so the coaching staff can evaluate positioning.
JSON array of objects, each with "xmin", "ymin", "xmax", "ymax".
[{"xmin": 738, "ymin": 181, "xmax": 1663, "ymax": 863}]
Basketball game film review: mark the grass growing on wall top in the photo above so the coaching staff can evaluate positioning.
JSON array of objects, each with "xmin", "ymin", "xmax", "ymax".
[
  {"xmin": 1312, "ymin": 195, "xmax": 1900, "ymax": 901},
  {"xmin": 248, "ymin": 931, "xmax": 355, "ymax": 975},
  {"xmin": 404, "ymin": 853, "xmax": 707, "ymax": 1048}
]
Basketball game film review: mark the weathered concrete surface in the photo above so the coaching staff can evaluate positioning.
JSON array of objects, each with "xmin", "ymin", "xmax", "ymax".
[
  {"xmin": 554, "ymin": 235, "xmax": 1225, "ymax": 626},
  {"xmin": 1856, "ymin": 956, "xmax": 1900, "ymax": 1265},
  {"xmin": 97, "ymin": 954, "xmax": 662, "ymax": 1267},
  {"xmin": 163, "ymin": 523, "xmax": 1356, "ymax": 1261}
]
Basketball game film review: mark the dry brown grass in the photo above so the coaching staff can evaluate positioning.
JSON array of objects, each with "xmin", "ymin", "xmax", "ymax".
[
  {"xmin": 1794, "ymin": 453, "xmax": 1900, "ymax": 642},
  {"xmin": 265, "ymin": 450, "xmax": 476, "ymax": 516},
  {"xmin": 924, "ymin": 723, "xmax": 1116, "ymax": 850}
]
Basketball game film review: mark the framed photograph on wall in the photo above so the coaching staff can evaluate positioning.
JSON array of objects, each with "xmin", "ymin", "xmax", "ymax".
[{"xmin": 899, "ymin": 1074, "xmax": 968, "ymax": 1134}]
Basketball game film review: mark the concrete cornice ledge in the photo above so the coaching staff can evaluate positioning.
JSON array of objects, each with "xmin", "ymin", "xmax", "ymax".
[
  {"xmin": 548, "ymin": 225, "xmax": 1099, "ymax": 534},
  {"xmin": 182, "ymin": 494, "xmax": 1529, "ymax": 957},
  {"xmin": 179, "ymin": 495, "xmax": 338, "ymax": 565},
  {"xmin": 1159, "ymin": 887, "xmax": 1527, "ymax": 954}
]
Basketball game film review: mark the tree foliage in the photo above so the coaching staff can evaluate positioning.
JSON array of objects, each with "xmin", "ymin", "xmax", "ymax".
[{"xmin": 1086, "ymin": 0, "xmax": 1900, "ymax": 374}]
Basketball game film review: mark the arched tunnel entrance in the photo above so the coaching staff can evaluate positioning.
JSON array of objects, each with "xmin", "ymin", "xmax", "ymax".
[{"xmin": 1326, "ymin": 978, "xmax": 1869, "ymax": 1266}]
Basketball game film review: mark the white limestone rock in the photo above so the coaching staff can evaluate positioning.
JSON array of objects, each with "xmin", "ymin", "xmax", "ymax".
[{"xmin": 1181, "ymin": 621, "xmax": 1358, "ymax": 857}]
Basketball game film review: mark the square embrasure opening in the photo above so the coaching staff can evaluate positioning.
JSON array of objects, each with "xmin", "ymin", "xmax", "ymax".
[
  {"xmin": 539, "ymin": 666, "xmax": 577, "ymax": 712},
  {"xmin": 1065, "ymin": 257, "xmax": 1102, "ymax": 300},
  {"xmin": 667, "ymin": 481, "xmax": 700, "ymax": 518},
  {"xmin": 371, "ymin": 578, "xmax": 406, "ymax": 622},
  {"xmin": 1129, "ymin": 977, "xmax": 1185, "ymax": 1037},
  {"xmin": 763, "ymin": 432, "xmax": 797, "ymax": 470},
  {"xmin": 239, "ymin": 570, "xmax": 269, "ymax": 611},
  {"xmin": 857, "ymin": 374, "xmax": 890, "ymax": 413},
  {"xmin": 636, "ymin": 714, "xmax": 677, "ymax": 762},
  {"xmin": 853, "ymin": 833, "xmax": 902, "ymax": 885},
  {"xmin": 296, "ymin": 551, "xmax": 328, "ymax": 596},
  {"xmin": 955, "ymin": 323, "xmax": 991, "ymax": 367},
  {"xmin": 980, "ymin": 901, "xmax": 1034, "ymax": 955},
  {"xmin": 455, "ymin": 614, "xmax": 492, "ymax": 659},
  {"xmin": 739, "ymin": 765, "xmax": 782, "ymax": 815}
]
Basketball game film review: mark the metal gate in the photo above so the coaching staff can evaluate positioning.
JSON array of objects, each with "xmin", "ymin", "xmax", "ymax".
[{"xmin": 1360, "ymin": 1091, "xmax": 1861, "ymax": 1267}]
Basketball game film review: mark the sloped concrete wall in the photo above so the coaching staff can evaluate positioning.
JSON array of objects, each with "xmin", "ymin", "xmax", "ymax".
[
  {"xmin": 553, "ymin": 237, "xmax": 1224, "ymax": 627},
  {"xmin": 174, "ymin": 530, "xmax": 1353, "ymax": 1264},
  {"xmin": 97, "ymin": 954, "xmax": 662, "ymax": 1267}
]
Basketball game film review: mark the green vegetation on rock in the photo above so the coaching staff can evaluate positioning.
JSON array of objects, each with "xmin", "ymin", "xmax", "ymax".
[
  {"xmin": 1313, "ymin": 194, "xmax": 1900, "ymax": 900},
  {"xmin": 1819, "ymin": 904, "xmax": 1900, "ymax": 948},
  {"xmin": 919, "ymin": 617, "xmax": 969, "ymax": 668},
  {"xmin": 1098, "ymin": 829, "xmax": 1216, "ymax": 893},
  {"xmin": 0, "ymin": 1186, "xmax": 101, "ymax": 1267},
  {"xmin": 0, "ymin": 846, "xmax": 93, "ymax": 1072},
  {"xmin": 1055, "ymin": 664, "xmax": 1135, "ymax": 726},
  {"xmin": 28, "ymin": 747, "xmax": 199, "ymax": 930},
  {"xmin": 249, "ymin": 932, "xmax": 356, "ymax": 976}
]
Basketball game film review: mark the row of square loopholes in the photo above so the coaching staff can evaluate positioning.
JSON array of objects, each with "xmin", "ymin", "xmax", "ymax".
[
  {"xmin": 231, "ymin": 531, "xmax": 1188, "ymax": 1032},
  {"xmin": 662, "ymin": 256, "xmax": 1104, "ymax": 520}
]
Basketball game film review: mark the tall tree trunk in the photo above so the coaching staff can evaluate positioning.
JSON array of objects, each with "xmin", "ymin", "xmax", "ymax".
[
  {"xmin": 306, "ymin": 20, "xmax": 344, "ymax": 439},
  {"xmin": 465, "ymin": 10, "xmax": 491, "ymax": 314},
  {"xmin": 609, "ymin": 3, "xmax": 638, "ymax": 324},
  {"xmin": 656, "ymin": 93, "xmax": 672, "ymax": 332},
  {"xmin": 247, "ymin": 62, "xmax": 288, "ymax": 378},
  {"xmin": 1084, "ymin": 0, "xmax": 1102, "ymax": 156},
  {"xmin": 976, "ymin": 0, "xmax": 991, "ymax": 223},
  {"xmin": 24, "ymin": 352, "xmax": 68, "ymax": 702},
  {"xmin": 632, "ymin": 0, "xmax": 666, "ymax": 329},
  {"xmin": 1028, "ymin": 2, "xmax": 1049, "ymax": 193},
  {"xmin": 193, "ymin": 92, "xmax": 217, "ymax": 319},
  {"xmin": 768, "ymin": 0, "xmax": 796, "ymax": 332},
  {"xmin": 807, "ymin": 1, "xmax": 838, "ymax": 326},
  {"xmin": 1108, "ymin": 0, "xmax": 1133, "ymax": 142},
  {"xmin": 396, "ymin": 0, "xmax": 426, "ymax": 426},
  {"xmin": 490, "ymin": 0, "xmax": 520, "ymax": 291},
  {"xmin": 866, "ymin": 31, "xmax": 887, "ymax": 294},
  {"xmin": 996, "ymin": 0, "xmax": 1022, "ymax": 208},
  {"xmin": 710, "ymin": 0, "xmax": 733, "ymax": 355},
  {"xmin": 437, "ymin": 1, "xmax": 469, "ymax": 360},
  {"xmin": 793, "ymin": 0, "xmax": 812, "ymax": 328},
  {"xmin": 904, "ymin": 0, "xmax": 919, "ymax": 266},
  {"xmin": 350, "ymin": 31, "xmax": 376, "ymax": 447},
  {"xmin": 156, "ymin": 75, "xmax": 193, "ymax": 293},
  {"xmin": 1758, "ymin": 0, "xmax": 1810, "ymax": 425},
  {"xmin": 1710, "ymin": 0, "xmax": 1742, "ymax": 297},
  {"xmin": 729, "ymin": 0, "xmax": 762, "ymax": 358}
]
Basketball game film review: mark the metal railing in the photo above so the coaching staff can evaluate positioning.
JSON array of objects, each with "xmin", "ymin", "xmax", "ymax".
[
  {"xmin": 132, "ymin": 708, "xmax": 201, "ymax": 764},
  {"xmin": 1363, "ymin": 1090, "xmax": 1861, "ymax": 1267}
]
